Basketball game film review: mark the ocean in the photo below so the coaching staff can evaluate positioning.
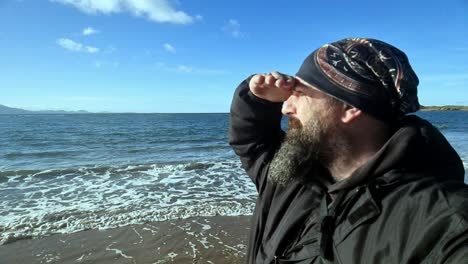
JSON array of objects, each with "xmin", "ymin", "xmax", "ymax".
[{"xmin": 1, "ymin": 112, "xmax": 467, "ymax": 246}]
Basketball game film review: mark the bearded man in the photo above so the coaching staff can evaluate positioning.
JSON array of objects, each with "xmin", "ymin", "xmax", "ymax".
[{"xmin": 229, "ymin": 38, "xmax": 468, "ymax": 263}]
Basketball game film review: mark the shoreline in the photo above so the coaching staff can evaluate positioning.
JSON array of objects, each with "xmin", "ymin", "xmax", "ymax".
[
  {"xmin": 420, "ymin": 106, "xmax": 468, "ymax": 111},
  {"xmin": 0, "ymin": 215, "xmax": 251, "ymax": 264}
]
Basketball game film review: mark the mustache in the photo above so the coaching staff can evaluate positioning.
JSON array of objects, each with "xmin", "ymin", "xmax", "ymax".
[{"xmin": 288, "ymin": 117, "xmax": 302, "ymax": 130}]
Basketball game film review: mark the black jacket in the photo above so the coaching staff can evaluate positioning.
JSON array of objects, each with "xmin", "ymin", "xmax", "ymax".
[{"xmin": 229, "ymin": 78, "xmax": 468, "ymax": 263}]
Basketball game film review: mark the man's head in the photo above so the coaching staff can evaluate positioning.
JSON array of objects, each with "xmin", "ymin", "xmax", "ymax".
[
  {"xmin": 269, "ymin": 38, "xmax": 420, "ymax": 184},
  {"xmin": 269, "ymin": 83, "xmax": 345, "ymax": 185},
  {"xmin": 296, "ymin": 37, "xmax": 420, "ymax": 122},
  {"xmin": 269, "ymin": 79, "xmax": 349, "ymax": 185}
]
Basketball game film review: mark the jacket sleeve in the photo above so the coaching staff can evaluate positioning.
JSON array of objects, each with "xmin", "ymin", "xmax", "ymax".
[{"xmin": 228, "ymin": 76, "xmax": 285, "ymax": 191}]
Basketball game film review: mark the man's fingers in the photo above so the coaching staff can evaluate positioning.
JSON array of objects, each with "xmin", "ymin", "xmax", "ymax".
[
  {"xmin": 270, "ymin": 71, "xmax": 295, "ymax": 88},
  {"xmin": 249, "ymin": 72, "xmax": 293, "ymax": 102},
  {"xmin": 284, "ymin": 75, "xmax": 295, "ymax": 86},
  {"xmin": 275, "ymin": 78, "xmax": 286, "ymax": 87},
  {"xmin": 250, "ymin": 71, "xmax": 294, "ymax": 92},
  {"xmin": 265, "ymin": 74, "xmax": 276, "ymax": 86},
  {"xmin": 250, "ymin": 74, "xmax": 265, "ymax": 86},
  {"xmin": 270, "ymin": 71, "xmax": 284, "ymax": 80}
]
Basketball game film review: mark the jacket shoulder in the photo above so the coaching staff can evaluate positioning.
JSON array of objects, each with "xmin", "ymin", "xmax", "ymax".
[{"xmin": 377, "ymin": 171, "xmax": 468, "ymax": 218}]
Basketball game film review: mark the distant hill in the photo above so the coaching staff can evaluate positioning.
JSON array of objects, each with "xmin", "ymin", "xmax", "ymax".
[
  {"xmin": 0, "ymin": 104, "xmax": 34, "ymax": 114},
  {"xmin": 420, "ymin": 105, "xmax": 468, "ymax": 111},
  {"xmin": 2, "ymin": 104, "xmax": 467, "ymax": 115},
  {"xmin": 0, "ymin": 104, "xmax": 91, "ymax": 115}
]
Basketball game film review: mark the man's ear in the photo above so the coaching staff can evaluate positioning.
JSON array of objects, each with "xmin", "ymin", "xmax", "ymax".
[{"xmin": 341, "ymin": 105, "xmax": 362, "ymax": 123}]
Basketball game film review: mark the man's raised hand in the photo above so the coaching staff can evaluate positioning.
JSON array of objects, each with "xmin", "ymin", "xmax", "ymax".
[{"xmin": 249, "ymin": 71, "xmax": 295, "ymax": 102}]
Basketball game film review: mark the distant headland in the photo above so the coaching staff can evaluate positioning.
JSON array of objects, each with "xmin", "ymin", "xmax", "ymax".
[
  {"xmin": 420, "ymin": 105, "xmax": 468, "ymax": 111},
  {"xmin": 1, "ymin": 104, "xmax": 467, "ymax": 115},
  {"xmin": 0, "ymin": 104, "xmax": 93, "ymax": 115}
]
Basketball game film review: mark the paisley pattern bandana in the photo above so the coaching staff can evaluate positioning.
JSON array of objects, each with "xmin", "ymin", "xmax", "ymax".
[{"xmin": 296, "ymin": 38, "xmax": 420, "ymax": 121}]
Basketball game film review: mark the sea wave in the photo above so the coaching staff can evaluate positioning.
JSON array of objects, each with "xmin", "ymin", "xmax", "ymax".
[
  {"xmin": 0, "ymin": 161, "xmax": 220, "ymax": 179},
  {"xmin": 0, "ymin": 160, "xmax": 257, "ymax": 245},
  {"xmin": 4, "ymin": 150, "xmax": 83, "ymax": 159},
  {"xmin": 0, "ymin": 201, "xmax": 254, "ymax": 245}
]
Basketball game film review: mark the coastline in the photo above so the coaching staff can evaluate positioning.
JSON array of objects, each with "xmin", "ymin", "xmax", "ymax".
[
  {"xmin": 420, "ymin": 106, "xmax": 468, "ymax": 111},
  {"xmin": 0, "ymin": 215, "xmax": 251, "ymax": 264}
]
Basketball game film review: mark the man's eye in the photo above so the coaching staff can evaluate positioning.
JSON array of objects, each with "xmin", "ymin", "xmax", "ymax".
[{"xmin": 294, "ymin": 90, "xmax": 304, "ymax": 95}]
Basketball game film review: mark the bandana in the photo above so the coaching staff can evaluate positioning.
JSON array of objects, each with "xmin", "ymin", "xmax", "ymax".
[{"xmin": 296, "ymin": 38, "xmax": 420, "ymax": 121}]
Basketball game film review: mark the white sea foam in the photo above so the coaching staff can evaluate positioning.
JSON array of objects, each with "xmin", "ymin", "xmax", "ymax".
[
  {"xmin": 462, "ymin": 157, "xmax": 468, "ymax": 183},
  {"xmin": 0, "ymin": 160, "xmax": 256, "ymax": 245},
  {"xmin": 106, "ymin": 243, "xmax": 133, "ymax": 259}
]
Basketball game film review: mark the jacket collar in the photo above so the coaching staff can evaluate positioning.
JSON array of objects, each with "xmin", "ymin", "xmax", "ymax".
[{"xmin": 327, "ymin": 115, "xmax": 464, "ymax": 194}]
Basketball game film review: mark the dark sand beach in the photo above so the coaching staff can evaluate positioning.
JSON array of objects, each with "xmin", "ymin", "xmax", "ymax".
[{"xmin": 0, "ymin": 215, "xmax": 251, "ymax": 264}]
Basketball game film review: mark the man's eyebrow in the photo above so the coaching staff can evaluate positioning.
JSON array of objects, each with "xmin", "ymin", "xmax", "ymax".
[{"xmin": 293, "ymin": 85, "xmax": 308, "ymax": 93}]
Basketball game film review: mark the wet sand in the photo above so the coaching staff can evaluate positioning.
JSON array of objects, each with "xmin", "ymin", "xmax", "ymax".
[{"xmin": 0, "ymin": 215, "xmax": 251, "ymax": 264}]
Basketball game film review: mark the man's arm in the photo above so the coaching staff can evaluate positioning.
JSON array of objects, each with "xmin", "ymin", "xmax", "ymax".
[{"xmin": 228, "ymin": 72, "xmax": 294, "ymax": 190}]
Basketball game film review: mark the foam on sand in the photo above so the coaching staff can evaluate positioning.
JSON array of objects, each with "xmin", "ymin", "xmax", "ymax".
[{"xmin": 0, "ymin": 215, "xmax": 251, "ymax": 264}]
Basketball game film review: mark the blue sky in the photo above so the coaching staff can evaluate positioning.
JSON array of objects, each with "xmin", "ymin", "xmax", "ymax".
[{"xmin": 1, "ymin": 0, "xmax": 467, "ymax": 113}]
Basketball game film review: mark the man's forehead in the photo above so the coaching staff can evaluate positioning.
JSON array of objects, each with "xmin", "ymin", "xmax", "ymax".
[
  {"xmin": 293, "ymin": 76, "xmax": 342, "ymax": 103},
  {"xmin": 294, "ymin": 76, "xmax": 322, "ymax": 93}
]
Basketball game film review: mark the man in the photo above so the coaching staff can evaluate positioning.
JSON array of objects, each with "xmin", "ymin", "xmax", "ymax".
[{"xmin": 229, "ymin": 38, "xmax": 468, "ymax": 263}]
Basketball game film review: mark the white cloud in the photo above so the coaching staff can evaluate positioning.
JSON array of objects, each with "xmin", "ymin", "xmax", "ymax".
[
  {"xmin": 177, "ymin": 65, "xmax": 192, "ymax": 73},
  {"xmin": 51, "ymin": 0, "xmax": 195, "ymax": 24},
  {"xmin": 156, "ymin": 62, "xmax": 228, "ymax": 75},
  {"xmin": 57, "ymin": 38, "xmax": 82, "ymax": 51},
  {"xmin": 163, "ymin": 43, "xmax": 176, "ymax": 53},
  {"xmin": 86, "ymin": 46, "xmax": 99, "ymax": 53},
  {"xmin": 104, "ymin": 45, "xmax": 117, "ymax": 54},
  {"xmin": 223, "ymin": 19, "xmax": 243, "ymax": 38},
  {"xmin": 57, "ymin": 38, "xmax": 99, "ymax": 54},
  {"xmin": 94, "ymin": 60, "xmax": 119, "ymax": 68},
  {"xmin": 83, "ymin": 27, "xmax": 99, "ymax": 36}
]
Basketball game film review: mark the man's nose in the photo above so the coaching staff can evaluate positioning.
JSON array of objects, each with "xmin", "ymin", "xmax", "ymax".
[{"xmin": 282, "ymin": 96, "xmax": 297, "ymax": 116}]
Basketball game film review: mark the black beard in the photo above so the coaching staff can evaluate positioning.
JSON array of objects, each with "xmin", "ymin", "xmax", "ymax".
[{"xmin": 269, "ymin": 117, "xmax": 333, "ymax": 185}]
